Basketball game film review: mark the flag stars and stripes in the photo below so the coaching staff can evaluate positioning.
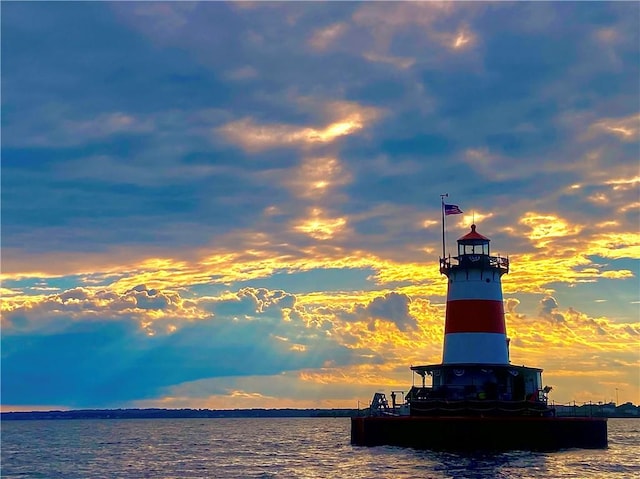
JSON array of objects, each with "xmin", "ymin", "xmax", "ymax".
[{"xmin": 444, "ymin": 204, "xmax": 463, "ymax": 215}]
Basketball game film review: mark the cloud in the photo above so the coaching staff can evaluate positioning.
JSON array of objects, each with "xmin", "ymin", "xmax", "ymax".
[
  {"xmin": 586, "ymin": 114, "xmax": 640, "ymax": 142},
  {"xmin": 204, "ymin": 287, "xmax": 297, "ymax": 317},
  {"xmin": 2, "ymin": 1, "xmax": 639, "ymax": 408},
  {"xmin": 463, "ymin": 148, "xmax": 529, "ymax": 180},
  {"xmin": 351, "ymin": 1, "xmax": 480, "ymax": 61},
  {"xmin": 0, "ymin": 284, "xmax": 200, "ymax": 336},
  {"xmin": 0, "ymin": 284, "xmax": 380, "ymax": 407},
  {"xmin": 363, "ymin": 292, "xmax": 417, "ymax": 332},
  {"xmin": 362, "ymin": 52, "xmax": 416, "ymax": 70},
  {"xmin": 126, "ymin": 284, "xmax": 174, "ymax": 311},
  {"xmin": 538, "ymin": 296, "xmax": 566, "ymax": 323},
  {"xmin": 3, "ymin": 109, "xmax": 155, "ymax": 148},
  {"xmin": 308, "ymin": 22, "xmax": 348, "ymax": 51},
  {"xmin": 215, "ymin": 101, "xmax": 382, "ymax": 152},
  {"xmin": 112, "ymin": 2, "xmax": 199, "ymax": 40},
  {"xmin": 133, "ymin": 369, "xmax": 391, "ymax": 410},
  {"xmin": 225, "ymin": 65, "xmax": 258, "ymax": 80},
  {"xmin": 519, "ymin": 213, "xmax": 584, "ymax": 248},
  {"xmin": 293, "ymin": 208, "xmax": 348, "ymax": 240},
  {"xmin": 281, "ymin": 156, "xmax": 352, "ymax": 200},
  {"xmin": 322, "ymin": 291, "xmax": 420, "ymax": 335}
]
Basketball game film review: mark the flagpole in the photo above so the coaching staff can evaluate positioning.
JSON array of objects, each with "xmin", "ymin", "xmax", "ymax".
[{"xmin": 440, "ymin": 193, "xmax": 448, "ymax": 259}]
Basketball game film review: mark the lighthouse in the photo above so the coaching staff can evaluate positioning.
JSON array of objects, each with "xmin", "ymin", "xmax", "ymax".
[
  {"xmin": 404, "ymin": 219, "xmax": 551, "ymax": 415},
  {"xmin": 440, "ymin": 224, "xmax": 510, "ymax": 364},
  {"xmin": 352, "ymin": 205, "xmax": 608, "ymax": 451}
]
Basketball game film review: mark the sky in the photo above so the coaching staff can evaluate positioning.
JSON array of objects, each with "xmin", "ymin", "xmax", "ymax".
[{"xmin": 1, "ymin": 1, "xmax": 639, "ymax": 412}]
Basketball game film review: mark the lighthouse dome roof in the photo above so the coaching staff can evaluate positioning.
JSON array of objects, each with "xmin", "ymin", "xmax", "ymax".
[{"xmin": 458, "ymin": 224, "xmax": 489, "ymax": 242}]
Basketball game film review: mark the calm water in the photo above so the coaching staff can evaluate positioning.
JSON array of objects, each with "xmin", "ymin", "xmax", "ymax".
[{"xmin": 1, "ymin": 418, "xmax": 638, "ymax": 479}]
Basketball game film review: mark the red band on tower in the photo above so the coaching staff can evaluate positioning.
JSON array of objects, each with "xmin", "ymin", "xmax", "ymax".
[{"xmin": 445, "ymin": 300, "xmax": 506, "ymax": 334}]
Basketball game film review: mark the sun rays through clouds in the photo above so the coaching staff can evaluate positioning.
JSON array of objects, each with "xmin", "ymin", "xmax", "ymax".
[{"xmin": 2, "ymin": 1, "xmax": 638, "ymax": 409}]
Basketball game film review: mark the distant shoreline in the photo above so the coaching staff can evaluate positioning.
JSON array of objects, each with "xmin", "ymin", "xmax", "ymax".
[
  {"xmin": 0, "ymin": 408, "xmax": 359, "ymax": 420},
  {"xmin": 1, "ymin": 407, "xmax": 638, "ymax": 421}
]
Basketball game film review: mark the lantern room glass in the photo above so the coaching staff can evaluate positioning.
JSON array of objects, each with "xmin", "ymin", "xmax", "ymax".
[{"xmin": 459, "ymin": 243, "xmax": 489, "ymax": 256}]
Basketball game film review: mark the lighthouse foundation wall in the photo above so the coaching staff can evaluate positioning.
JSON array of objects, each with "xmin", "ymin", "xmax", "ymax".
[{"xmin": 351, "ymin": 416, "xmax": 608, "ymax": 451}]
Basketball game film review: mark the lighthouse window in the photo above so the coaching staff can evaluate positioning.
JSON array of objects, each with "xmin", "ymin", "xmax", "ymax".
[{"xmin": 461, "ymin": 244, "xmax": 488, "ymax": 255}]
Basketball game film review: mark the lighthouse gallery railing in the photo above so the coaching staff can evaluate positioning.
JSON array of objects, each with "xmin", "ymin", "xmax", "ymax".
[{"xmin": 440, "ymin": 255, "xmax": 509, "ymax": 274}]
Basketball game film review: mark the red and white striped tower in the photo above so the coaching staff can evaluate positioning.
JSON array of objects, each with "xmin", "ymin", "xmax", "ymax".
[{"xmin": 440, "ymin": 224, "xmax": 510, "ymax": 364}]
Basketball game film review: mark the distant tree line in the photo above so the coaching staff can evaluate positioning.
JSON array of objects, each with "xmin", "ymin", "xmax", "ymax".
[
  {"xmin": 1, "ymin": 408, "xmax": 360, "ymax": 421},
  {"xmin": 2, "ymin": 403, "xmax": 638, "ymax": 421},
  {"xmin": 553, "ymin": 401, "xmax": 639, "ymax": 418}
]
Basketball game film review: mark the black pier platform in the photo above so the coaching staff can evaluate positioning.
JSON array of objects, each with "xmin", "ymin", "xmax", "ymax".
[{"xmin": 351, "ymin": 416, "xmax": 608, "ymax": 451}]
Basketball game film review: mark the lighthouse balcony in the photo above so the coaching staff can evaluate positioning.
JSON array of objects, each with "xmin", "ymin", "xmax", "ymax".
[
  {"xmin": 440, "ymin": 255, "xmax": 509, "ymax": 274},
  {"xmin": 406, "ymin": 364, "xmax": 552, "ymax": 417}
]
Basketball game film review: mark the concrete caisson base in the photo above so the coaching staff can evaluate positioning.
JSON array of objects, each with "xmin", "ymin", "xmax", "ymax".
[{"xmin": 351, "ymin": 416, "xmax": 608, "ymax": 451}]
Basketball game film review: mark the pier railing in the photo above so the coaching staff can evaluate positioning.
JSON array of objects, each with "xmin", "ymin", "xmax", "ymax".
[
  {"xmin": 408, "ymin": 399, "xmax": 553, "ymax": 417},
  {"xmin": 551, "ymin": 401, "xmax": 613, "ymax": 418}
]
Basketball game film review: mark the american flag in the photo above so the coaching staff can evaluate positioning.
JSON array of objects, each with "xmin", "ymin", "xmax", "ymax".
[{"xmin": 444, "ymin": 204, "xmax": 463, "ymax": 215}]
